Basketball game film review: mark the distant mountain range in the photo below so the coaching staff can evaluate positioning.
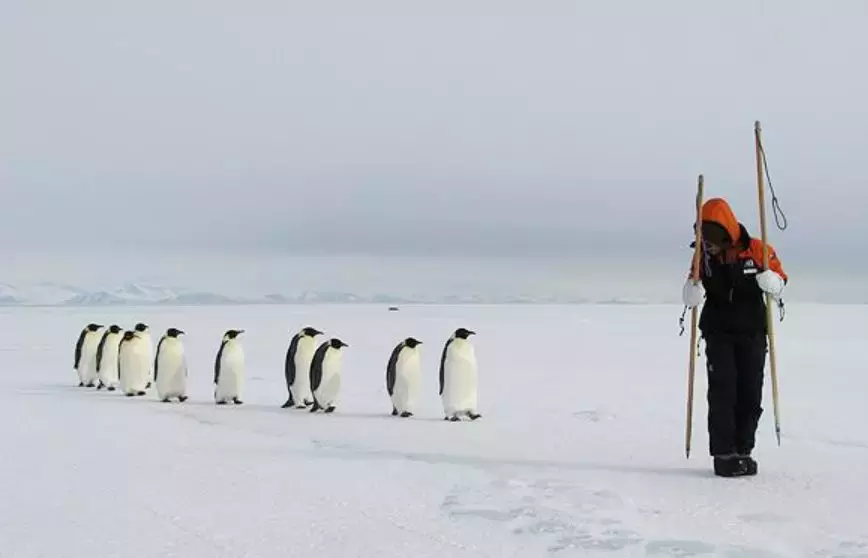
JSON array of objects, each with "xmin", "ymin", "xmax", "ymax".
[{"xmin": 0, "ymin": 281, "xmax": 657, "ymax": 306}]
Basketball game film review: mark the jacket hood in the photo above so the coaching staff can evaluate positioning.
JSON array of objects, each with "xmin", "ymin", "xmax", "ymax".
[{"xmin": 701, "ymin": 197, "xmax": 741, "ymax": 246}]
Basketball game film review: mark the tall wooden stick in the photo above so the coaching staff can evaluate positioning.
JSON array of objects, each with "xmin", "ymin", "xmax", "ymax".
[
  {"xmin": 686, "ymin": 174, "xmax": 704, "ymax": 459},
  {"xmin": 754, "ymin": 120, "xmax": 782, "ymax": 446}
]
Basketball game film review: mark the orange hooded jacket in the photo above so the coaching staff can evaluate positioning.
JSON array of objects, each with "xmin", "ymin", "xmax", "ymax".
[{"xmin": 689, "ymin": 197, "xmax": 788, "ymax": 283}]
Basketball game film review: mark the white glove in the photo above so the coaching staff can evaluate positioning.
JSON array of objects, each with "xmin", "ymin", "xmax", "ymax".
[
  {"xmin": 756, "ymin": 270, "xmax": 784, "ymax": 299},
  {"xmin": 682, "ymin": 279, "xmax": 704, "ymax": 308}
]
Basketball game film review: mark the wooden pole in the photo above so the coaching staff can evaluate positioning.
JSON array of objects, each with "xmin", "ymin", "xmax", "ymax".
[
  {"xmin": 754, "ymin": 120, "xmax": 782, "ymax": 446},
  {"xmin": 686, "ymin": 174, "xmax": 704, "ymax": 459}
]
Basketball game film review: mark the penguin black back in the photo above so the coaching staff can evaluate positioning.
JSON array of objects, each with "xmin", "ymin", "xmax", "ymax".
[
  {"xmin": 284, "ymin": 331, "xmax": 302, "ymax": 389},
  {"xmin": 214, "ymin": 329, "xmax": 242, "ymax": 384},
  {"xmin": 95, "ymin": 324, "xmax": 121, "ymax": 373},
  {"xmin": 155, "ymin": 328, "xmax": 184, "ymax": 381}
]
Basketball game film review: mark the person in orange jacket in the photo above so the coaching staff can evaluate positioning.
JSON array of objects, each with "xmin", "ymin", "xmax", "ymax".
[{"xmin": 682, "ymin": 197, "xmax": 788, "ymax": 477}]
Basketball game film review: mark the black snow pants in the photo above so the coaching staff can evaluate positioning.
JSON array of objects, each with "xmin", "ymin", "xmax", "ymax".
[{"xmin": 703, "ymin": 332, "xmax": 767, "ymax": 457}]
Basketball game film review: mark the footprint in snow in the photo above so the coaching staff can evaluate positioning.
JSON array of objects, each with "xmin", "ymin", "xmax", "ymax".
[
  {"xmin": 441, "ymin": 473, "xmax": 642, "ymax": 553},
  {"xmin": 441, "ymin": 473, "xmax": 785, "ymax": 556},
  {"xmin": 812, "ymin": 538, "xmax": 868, "ymax": 558}
]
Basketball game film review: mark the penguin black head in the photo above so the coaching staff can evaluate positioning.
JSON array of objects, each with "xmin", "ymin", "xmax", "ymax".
[
  {"xmin": 404, "ymin": 337, "xmax": 422, "ymax": 348},
  {"xmin": 166, "ymin": 327, "xmax": 184, "ymax": 337},
  {"xmin": 224, "ymin": 329, "xmax": 244, "ymax": 340},
  {"xmin": 134, "ymin": 322, "xmax": 149, "ymax": 332},
  {"xmin": 302, "ymin": 326, "xmax": 323, "ymax": 337},
  {"xmin": 122, "ymin": 331, "xmax": 135, "ymax": 341},
  {"xmin": 453, "ymin": 328, "xmax": 476, "ymax": 339},
  {"xmin": 86, "ymin": 323, "xmax": 102, "ymax": 331},
  {"xmin": 329, "ymin": 338, "xmax": 348, "ymax": 349},
  {"xmin": 108, "ymin": 324, "xmax": 122, "ymax": 334}
]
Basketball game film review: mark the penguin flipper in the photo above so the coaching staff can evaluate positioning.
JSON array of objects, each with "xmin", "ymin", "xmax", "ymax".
[
  {"xmin": 309, "ymin": 343, "xmax": 327, "ymax": 393},
  {"xmin": 285, "ymin": 333, "xmax": 300, "ymax": 392},
  {"xmin": 386, "ymin": 343, "xmax": 402, "ymax": 396},
  {"xmin": 74, "ymin": 328, "xmax": 87, "ymax": 369},
  {"xmin": 214, "ymin": 340, "xmax": 227, "ymax": 384},
  {"xmin": 154, "ymin": 335, "xmax": 166, "ymax": 382},
  {"xmin": 95, "ymin": 330, "xmax": 111, "ymax": 373},
  {"xmin": 439, "ymin": 339, "xmax": 453, "ymax": 395}
]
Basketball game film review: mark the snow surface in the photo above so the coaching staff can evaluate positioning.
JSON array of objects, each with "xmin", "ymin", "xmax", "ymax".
[{"xmin": 1, "ymin": 303, "xmax": 867, "ymax": 557}]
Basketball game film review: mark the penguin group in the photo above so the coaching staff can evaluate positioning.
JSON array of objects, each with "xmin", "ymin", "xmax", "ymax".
[{"xmin": 72, "ymin": 323, "xmax": 482, "ymax": 421}]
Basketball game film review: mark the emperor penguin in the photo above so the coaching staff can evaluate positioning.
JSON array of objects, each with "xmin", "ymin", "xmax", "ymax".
[
  {"xmin": 214, "ymin": 329, "xmax": 245, "ymax": 405},
  {"xmin": 154, "ymin": 327, "xmax": 188, "ymax": 403},
  {"xmin": 309, "ymin": 338, "xmax": 349, "ymax": 413},
  {"xmin": 74, "ymin": 323, "xmax": 103, "ymax": 387},
  {"xmin": 118, "ymin": 330, "xmax": 150, "ymax": 396},
  {"xmin": 133, "ymin": 322, "xmax": 154, "ymax": 389},
  {"xmin": 95, "ymin": 324, "xmax": 123, "ymax": 391},
  {"xmin": 282, "ymin": 326, "xmax": 324, "ymax": 408},
  {"xmin": 386, "ymin": 337, "xmax": 423, "ymax": 417},
  {"xmin": 439, "ymin": 327, "xmax": 482, "ymax": 421}
]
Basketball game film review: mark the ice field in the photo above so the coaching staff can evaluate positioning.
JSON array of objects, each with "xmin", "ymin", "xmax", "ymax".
[{"xmin": 2, "ymin": 303, "xmax": 868, "ymax": 557}]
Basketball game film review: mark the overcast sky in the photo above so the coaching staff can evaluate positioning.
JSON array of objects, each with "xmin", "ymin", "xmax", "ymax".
[{"xmin": 2, "ymin": 1, "xmax": 867, "ymax": 283}]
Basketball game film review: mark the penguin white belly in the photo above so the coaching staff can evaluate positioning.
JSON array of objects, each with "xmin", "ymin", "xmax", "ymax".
[
  {"xmin": 314, "ymin": 351, "xmax": 342, "ymax": 408},
  {"xmin": 392, "ymin": 350, "xmax": 421, "ymax": 414},
  {"xmin": 156, "ymin": 341, "xmax": 187, "ymax": 399},
  {"xmin": 97, "ymin": 334, "xmax": 120, "ymax": 388},
  {"xmin": 81, "ymin": 331, "xmax": 103, "ymax": 386},
  {"xmin": 290, "ymin": 337, "xmax": 316, "ymax": 406},
  {"xmin": 119, "ymin": 339, "xmax": 149, "ymax": 395},
  {"xmin": 215, "ymin": 345, "xmax": 244, "ymax": 402},
  {"xmin": 442, "ymin": 344, "xmax": 478, "ymax": 416}
]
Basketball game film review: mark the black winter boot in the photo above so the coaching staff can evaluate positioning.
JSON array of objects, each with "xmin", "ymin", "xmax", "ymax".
[
  {"xmin": 713, "ymin": 455, "xmax": 750, "ymax": 477},
  {"xmin": 736, "ymin": 453, "xmax": 758, "ymax": 476}
]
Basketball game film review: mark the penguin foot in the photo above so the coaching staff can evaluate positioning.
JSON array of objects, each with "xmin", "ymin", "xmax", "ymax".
[
  {"xmin": 391, "ymin": 408, "xmax": 398, "ymax": 416},
  {"xmin": 324, "ymin": 406, "xmax": 336, "ymax": 413},
  {"xmin": 400, "ymin": 411, "xmax": 413, "ymax": 418},
  {"xmin": 96, "ymin": 383, "xmax": 104, "ymax": 390},
  {"xmin": 178, "ymin": 395, "xmax": 188, "ymax": 403},
  {"xmin": 281, "ymin": 398, "xmax": 293, "ymax": 408},
  {"xmin": 468, "ymin": 413, "xmax": 482, "ymax": 420},
  {"xmin": 295, "ymin": 405, "xmax": 307, "ymax": 409},
  {"xmin": 77, "ymin": 382, "xmax": 84, "ymax": 387},
  {"xmin": 304, "ymin": 399, "xmax": 314, "ymax": 407},
  {"xmin": 448, "ymin": 416, "xmax": 461, "ymax": 422},
  {"xmin": 216, "ymin": 400, "xmax": 227, "ymax": 405},
  {"xmin": 161, "ymin": 398, "xmax": 171, "ymax": 403},
  {"xmin": 136, "ymin": 391, "xmax": 146, "ymax": 396},
  {"xmin": 85, "ymin": 382, "xmax": 95, "ymax": 388},
  {"xmin": 107, "ymin": 386, "xmax": 116, "ymax": 392},
  {"xmin": 125, "ymin": 393, "xmax": 135, "ymax": 397},
  {"xmin": 233, "ymin": 398, "xmax": 243, "ymax": 405}
]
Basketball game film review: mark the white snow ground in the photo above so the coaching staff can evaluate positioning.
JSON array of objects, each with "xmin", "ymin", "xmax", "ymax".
[{"xmin": 1, "ymin": 303, "xmax": 867, "ymax": 557}]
